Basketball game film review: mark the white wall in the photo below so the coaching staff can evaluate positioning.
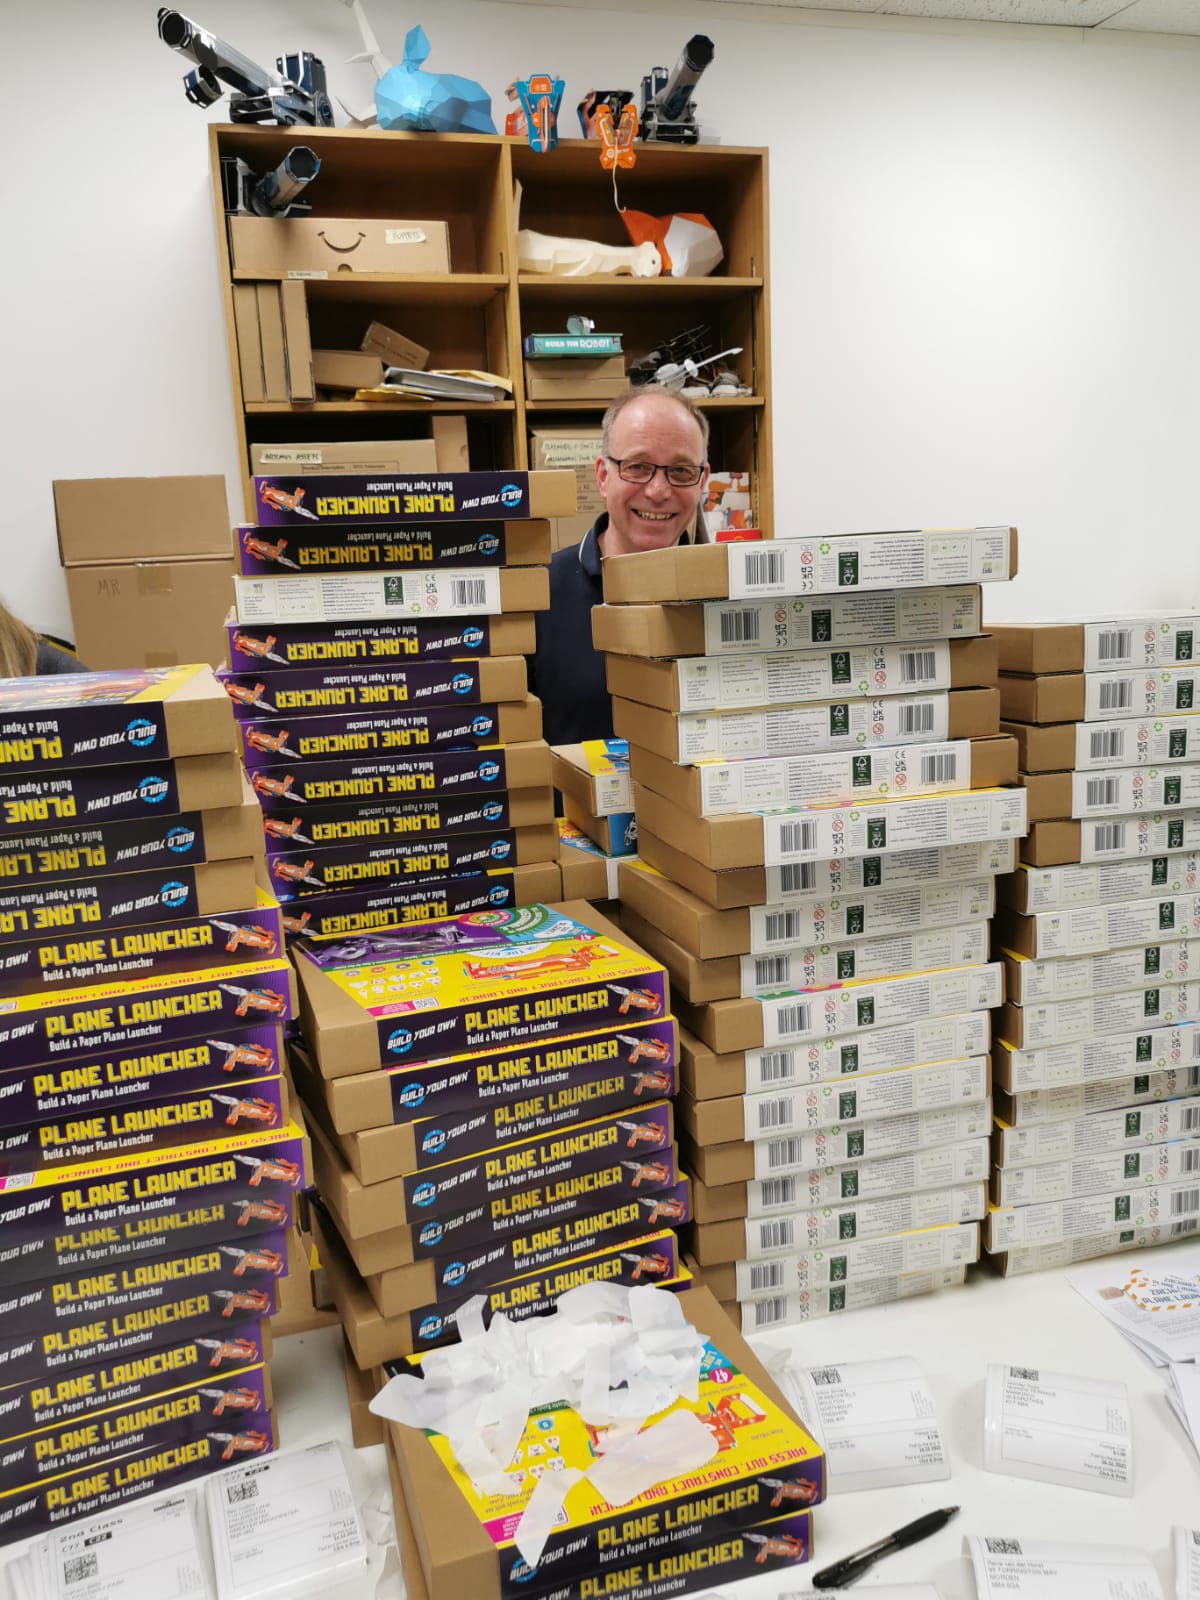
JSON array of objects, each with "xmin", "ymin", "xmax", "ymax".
[{"xmin": 5, "ymin": 0, "xmax": 1198, "ymax": 638}]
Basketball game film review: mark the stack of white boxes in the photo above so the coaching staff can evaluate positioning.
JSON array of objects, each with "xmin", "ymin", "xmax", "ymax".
[
  {"xmin": 986, "ymin": 614, "xmax": 1200, "ymax": 1274},
  {"xmin": 591, "ymin": 528, "xmax": 1027, "ymax": 1332}
]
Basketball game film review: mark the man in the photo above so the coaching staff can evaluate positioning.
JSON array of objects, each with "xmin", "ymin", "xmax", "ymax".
[{"xmin": 529, "ymin": 388, "xmax": 710, "ymax": 746}]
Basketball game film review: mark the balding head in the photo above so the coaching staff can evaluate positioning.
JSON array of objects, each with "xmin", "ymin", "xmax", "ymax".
[{"xmin": 595, "ymin": 389, "xmax": 710, "ymax": 558}]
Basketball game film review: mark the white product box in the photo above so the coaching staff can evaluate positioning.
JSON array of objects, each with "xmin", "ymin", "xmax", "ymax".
[
  {"xmin": 697, "ymin": 739, "xmax": 976, "ymax": 814},
  {"xmin": 749, "ymin": 877, "xmax": 995, "ymax": 953},
  {"xmin": 748, "ymin": 1100, "xmax": 993, "ymax": 1177},
  {"xmin": 994, "ymin": 1135, "xmax": 1200, "ymax": 1207},
  {"xmin": 757, "ymin": 962, "xmax": 1003, "ymax": 1048},
  {"xmin": 234, "ymin": 568, "xmax": 503, "ymax": 623},
  {"xmin": 1072, "ymin": 763, "xmax": 1200, "ymax": 818},
  {"xmin": 996, "ymin": 1023, "xmax": 1200, "ymax": 1094},
  {"xmin": 1013, "ymin": 852, "xmax": 1199, "ymax": 913},
  {"xmin": 1007, "ymin": 891, "xmax": 1200, "ymax": 958},
  {"xmin": 1084, "ymin": 665, "xmax": 1200, "ymax": 721},
  {"xmin": 746, "ymin": 1055, "xmax": 990, "ymax": 1137},
  {"xmin": 1009, "ymin": 936, "xmax": 1200, "ymax": 1003},
  {"xmin": 742, "ymin": 922, "xmax": 988, "ymax": 999},
  {"xmin": 742, "ymin": 1180, "xmax": 987, "ymax": 1256},
  {"xmin": 667, "ymin": 692, "xmax": 952, "ymax": 765},
  {"xmin": 765, "ymin": 838, "xmax": 1014, "ymax": 905},
  {"xmin": 735, "ymin": 1220, "xmax": 981, "ymax": 1299},
  {"xmin": 996, "ymin": 1219, "xmax": 1198, "ymax": 1275},
  {"xmin": 672, "ymin": 640, "xmax": 958, "ymax": 712},
  {"xmin": 1080, "ymin": 615, "xmax": 1200, "ymax": 670},
  {"xmin": 761, "ymin": 788, "xmax": 1027, "ymax": 868},
  {"xmin": 739, "ymin": 1265, "xmax": 967, "ymax": 1332},
  {"xmin": 985, "ymin": 1174, "xmax": 1200, "ymax": 1250},
  {"xmin": 996, "ymin": 1096, "xmax": 1200, "ymax": 1166},
  {"xmin": 1074, "ymin": 712, "xmax": 1200, "ymax": 771},
  {"xmin": 702, "ymin": 585, "xmax": 984, "ymax": 654},
  {"xmin": 1001, "ymin": 1066, "xmax": 1200, "ymax": 1125},
  {"xmin": 743, "ymin": 1012, "xmax": 991, "ymax": 1092},
  {"xmin": 1076, "ymin": 809, "xmax": 1200, "ymax": 864},
  {"xmin": 723, "ymin": 527, "xmax": 1013, "ymax": 600},
  {"xmin": 1007, "ymin": 979, "xmax": 1200, "ymax": 1051},
  {"xmin": 745, "ymin": 1137, "xmax": 990, "ymax": 1213}
]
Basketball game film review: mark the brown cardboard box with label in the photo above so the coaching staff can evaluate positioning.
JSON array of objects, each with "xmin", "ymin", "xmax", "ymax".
[
  {"xmin": 529, "ymin": 427, "xmax": 604, "ymax": 553},
  {"xmin": 251, "ymin": 439, "xmax": 440, "ymax": 475},
  {"xmin": 53, "ymin": 476, "xmax": 233, "ymax": 564},
  {"xmin": 65, "ymin": 558, "xmax": 235, "ymax": 670},
  {"xmin": 361, "ymin": 320, "xmax": 431, "ymax": 371},
  {"xmin": 230, "ymin": 216, "xmax": 451, "ymax": 276}
]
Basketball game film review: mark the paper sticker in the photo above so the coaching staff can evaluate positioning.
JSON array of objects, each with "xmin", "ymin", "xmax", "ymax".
[
  {"xmin": 983, "ymin": 1364, "xmax": 1132, "ymax": 1495},
  {"xmin": 387, "ymin": 227, "xmax": 428, "ymax": 244},
  {"xmin": 793, "ymin": 1356, "xmax": 949, "ymax": 1492},
  {"xmin": 967, "ymin": 1535, "xmax": 1163, "ymax": 1598}
]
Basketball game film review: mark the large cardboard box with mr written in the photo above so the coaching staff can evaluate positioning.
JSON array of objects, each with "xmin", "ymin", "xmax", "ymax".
[{"xmin": 66, "ymin": 560, "xmax": 235, "ymax": 671}]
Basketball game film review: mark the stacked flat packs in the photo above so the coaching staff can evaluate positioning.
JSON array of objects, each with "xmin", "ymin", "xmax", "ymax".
[
  {"xmin": 287, "ymin": 901, "xmax": 691, "ymax": 1374},
  {"xmin": 592, "ymin": 528, "xmax": 1027, "ymax": 1332},
  {"xmin": 987, "ymin": 615, "xmax": 1200, "ymax": 1274},
  {"xmin": 552, "ymin": 739, "xmax": 637, "ymax": 902},
  {"xmin": 224, "ymin": 469, "xmax": 576, "ymax": 942},
  {"xmin": 0, "ymin": 666, "xmax": 308, "ymax": 1545}
]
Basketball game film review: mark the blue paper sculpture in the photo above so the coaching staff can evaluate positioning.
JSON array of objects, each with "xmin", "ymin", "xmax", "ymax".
[{"xmin": 375, "ymin": 25, "xmax": 497, "ymax": 134}]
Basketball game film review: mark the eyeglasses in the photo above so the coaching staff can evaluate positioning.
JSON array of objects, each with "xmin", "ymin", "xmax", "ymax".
[{"xmin": 606, "ymin": 456, "xmax": 706, "ymax": 489}]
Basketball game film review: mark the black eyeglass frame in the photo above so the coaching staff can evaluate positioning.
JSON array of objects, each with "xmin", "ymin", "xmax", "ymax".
[{"xmin": 605, "ymin": 455, "xmax": 707, "ymax": 489}]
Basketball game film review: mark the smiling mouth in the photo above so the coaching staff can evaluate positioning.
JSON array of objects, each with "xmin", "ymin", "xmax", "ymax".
[{"xmin": 634, "ymin": 510, "xmax": 674, "ymax": 521}]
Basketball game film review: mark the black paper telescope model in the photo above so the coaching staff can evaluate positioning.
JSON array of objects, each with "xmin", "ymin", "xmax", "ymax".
[
  {"xmin": 640, "ymin": 34, "xmax": 715, "ymax": 144},
  {"xmin": 156, "ymin": 8, "xmax": 335, "ymax": 126}
]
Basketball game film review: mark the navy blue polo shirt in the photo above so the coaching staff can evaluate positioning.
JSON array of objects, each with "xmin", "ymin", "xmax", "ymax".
[{"xmin": 528, "ymin": 515, "xmax": 612, "ymax": 747}]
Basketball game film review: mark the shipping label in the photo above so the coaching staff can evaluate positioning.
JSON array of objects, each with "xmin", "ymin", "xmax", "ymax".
[
  {"xmin": 1072, "ymin": 761, "xmax": 1200, "ymax": 817},
  {"xmin": 1084, "ymin": 665, "xmax": 1200, "ymax": 721},
  {"xmin": 1082, "ymin": 616, "xmax": 1199, "ymax": 671},
  {"xmin": 1075, "ymin": 711, "xmax": 1200, "ymax": 771}
]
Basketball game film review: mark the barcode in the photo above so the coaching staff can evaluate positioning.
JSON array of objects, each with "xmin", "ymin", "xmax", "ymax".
[
  {"xmin": 764, "ymin": 909, "xmax": 805, "ymax": 944},
  {"xmin": 1092, "ymin": 822, "xmax": 1126, "ymax": 854},
  {"xmin": 744, "ymin": 550, "xmax": 786, "ymax": 588},
  {"xmin": 1086, "ymin": 777, "xmax": 1119, "ymax": 808},
  {"xmin": 755, "ymin": 955, "xmax": 792, "ymax": 988},
  {"xmin": 718, "ymin": 608, "xmax": 761, "ymax": 644},
  {"xmin": 757, "ymin": 1217, "xmax": 795, "ymax": 1251},
  {"xmin": 759, "ymin": 1176, "xmax": 798, "ymax": 1209},
  {"xmin": 920, "ymin": 750, "xmax": 958, "ymax": 785},
  {"xmin": 1182, "ymin": 1148, "xmax": 1200, "ymax": 1173},
  {"xmin": 773, "ymin": 1001, "xmax": 812, "ymax": 1036},
  {"xmin": 752, "ymin": 1296, "xmax": 788, "ymax": 1328},
  {"xmin": 1182, "ymin": 1106, "xmax": 1200, "ymax": 1130},
  {"xmin": 1010, "ymin": 1366, "xmax": 1039, "ymax": 1382},
  {"xmin": 450, "ymin": 578, "xmax": 488, "ymax": 608},
  {"xmin": 779, "ymin": 862, "xmax": 818, "ymax": 893},
  {"xmin": 777, "ymin": 821, "xmax": 818, "ymax": 856},
  {"xmin": 767, "ymin": 1136, "xmax": 804, "ymax": 1169},
  {"xmin": 810, "ymin": 1366, "xmax": 842, "ymax": 1386},
  {"xmin": 1192, "ymin": 1038, "xmax": 1200, "ymax": 1062},
  {"xmin": 63, "ymin": 1555, "xmax": 98, "ymax": 1585},
  {"xmin": 898, "ymin": 701, "xmax": 936, "ymax": 735},
  {"xmin": 1097, "ymin": 628, "xmax": 1133, "ymax": 663},
  {"xmin": 1172, "ymin": 1220, "xmax": 1199, "ymax": 1237},
  {"xmin": 986, "ymin": 1539, "xmax": 1023, "ymax": 1557},
  {"xmin": 1170, "ymin": 1188, "xmax": 1200, "ymax": 1216},
  {"xmin": 749, "ymin": 1261, "xmax": 786, "ymax": 1293},
  {"xmin": 1089, "ymin": 728, "xmax": 1124, "ymax": 762},
  {"xmin": 757, "ymin": 1097, "xmax": 794, "ymax": 1132},
  {"xmin": 1098, "ymin": 678, "xmax": 1133, "ymax": 711},
  {"xmin": 758, "ymin": 1051, "xmax": 796, "ymax": 1084},
  {"xmin": 226, "ymin": 1478, "xmax": 259, "ymax": 1503},
  {"xmin": 900, "ymin": 649, "xmax": 938, "ymax": 684}
]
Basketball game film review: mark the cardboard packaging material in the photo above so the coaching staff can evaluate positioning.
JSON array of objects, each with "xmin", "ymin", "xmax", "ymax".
[
  {"xmin": 250, "ymin": 438, "xmax": 439, "ymax": 475},
  {"xmin": 233, "ymin": 565, "xmax": 549, "ymax": 626},
  {"xmin": 223, "ymin": 655, "xmax": 528, "ymax": 717},
  {"xmin": 361, "ymin": 320, "xmax": 431, "ymax": 370},
  {"xmin": 387, "ymin": 1281, "xmax": 823, "ymax": 1600},
  {"xmin": 614, "ymin": 685, "xmax": 1000, "ymax": 766},
  {"xmin": 528, "ymin": 428, "xmax": 604, "ymax": 553},
  {"xmin": 66, "ymin": 560, "xmax": 236, "ymax": 671},
  {"xmin": 1001, "ymin": 719, "xmax": 1078, "ymax": 774},
  {"xmin": 265, "ymin": 822, "xmax": 560, "ymax": 901},
  {"xmin": 1003, "ymin": 937, "xmax": 1200, "ymax": 1006},
  {"xmin": 995, "ymin": 1071, "xmax": 1200, "ymax": 1128},
  {"xmin": 524, "ymin": 355, "xmax": 625, "ymax": 399},
  {"xmin": 0, "ymin": 749, "xmax": 243, "ymax": 832},
  {"xmin": 551, "ymin": 742, "xmax": 633, "ymax": 816},
  {"xmin": 312, "ymin": 349, "xmax": 386, "ymax": 391},
  {"xmin": 246, "ymin": 740, "xmax": 552, "ymax": 807},
  {"xmin": 993, "ymin": 1023, "xmax": 1200, "ymax": 1095},
  {"xmin": 1021, "ymin": 770, "xmax": 1073, "ymax": 822},
  {"xmin": 701, "ymin": 1221, "xmax": 981, "ymax": 1304},
  {"xmin": 252, "ymin": 470, "xmax": 575, "ymax": 528},
  {"xmin": 53, "ymin": 476, "xmax": 233, "ymax": 564},
  {"xmin": 557, "ymin": 834, "xmax": 617, "ymax": 902},
  {"xmin": 688, "ymin": 1179, "xmax": 987, "ymax": 1256},
  {"xmin": 592, "ymin": 586, "xmax": 986, "ymax": 659},
  {"xmin": 227, "ymin": 612, "xmax": 536, "ymax": 671},
  {"xmin": 1022, "ymin": 811, "xmax": 1200, "ymax": 869},
  {"xmin": 1000, "ymin": 851, "xmax": 1200, "ymax": 915},
  {"xmin": 990, "ymin": 1222, "xmax": 1199, "ymax": 1277},
  {"xmin": 999, "ymin": 673, "xmax": 1084, "ymax": 724},
  {"xmin": 992, "ymin": 1096, "xmax": 1200, "ymax": 1167},
  {"xmin": 601, "ymin": 527, "xmax": 1018, "ymax": 605},
  {"xmin": 731, "ymin": 1265, "xmax": 968, "ymax": 1333},
  {"xmin": 261, "ymin": 787, "xmax": 555, "ymax": 849},
  {"xmin": 344, "ymin": 1335, "xmax": 386, "ymax": 1446},
  {"xmin": 992, "ymin": 616, "xmax": 1200, "ymax": 673},
  {"xmin": 997, "ymin": 981, "xmax": 1200, "ymax": 1052},
  {"xmin": 606, "ymin": 635, "xmax": 999, "ymax": 713},
  {"xmin": 229, "ymin": 215, "xmax": 451, "ymax": 275},
  {"xmin": 994, "ymin": 889, "xmax": 1200, "ymax": 959},
  {"xmin": 990, "ymin": 1138, "xmax": 1200, "ymax": 1207},
  {"xmin": 560, "ymin": 795, "xmax": 637, "ymax": 857},
  {"xmin": 235, "ymin": 521, "xmax": 551, "ymax": 576},
  {"xmin": 983, "ymin": 1174, "xmax": 1200, "ymax": 1252},
  {"xmin": 237, "ymin": 698, "xmax": 543, "ymax": 771},
  {"xmin": 627, "ymin": 734, "xmax": 1016, "ymax": 818},
  {"xmin": 232, "ymin": 283, "xmax": 265, "ymax": 403},
  {"xmin": 280, "ymin": 277, "xmax": 314, "ymax": 401}
]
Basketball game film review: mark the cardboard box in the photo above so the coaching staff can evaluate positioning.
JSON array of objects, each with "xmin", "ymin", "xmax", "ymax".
[
  {"xmin": 989, "ymin": 1224, "xmax": 1195, "ymax": 1276},
  {"xmin": 238, "ymin": 698, "xmax": 543, "ymax": 771},
  {"xmin": 607, "ymin": 635, "xmax": 999, "ymax": 714},
  {"xmin": 634, "ymin": 783, "xmax": 1025, "ymax": 876},
  {"xmin": 257, "ymin": 283, "xmax": 288, "ymax": 402},
  {"xmin": 1022, "ymin": 811, "xmax": 1200, "ymax": 869},
  {"xmin": 229, "ymin": 215, "xmax": 451, "ymax": 276},
  {"xmin": 263, "ymin": 788, "xmax": 554, "ymax": 849},
  {"xmin": 999, "ymin": 672, "xmax": 1084, "ymax": 724},
  {"xmin": 602, "ymin": 528, "xmax": 1018, "ymax": 605},
  {"xmin": 1072, "ymin": 762, "xmax": 1200, "ymax": 817},
  {"xmin": 995, "ymin": 1069, "xmax": 1200, "ymax": 1127},
  {"xmin": 993, "ymin": 1023, "xmax": 1200, "ymax": 1094},
  {"xmin": 232, "ymin": 284, "xmax": 265, "ymax": 403},
  {"xmin": 620, "ymin": 857, "xmax": 995, "ymax": 961},
  {"xmin": 689, "ymin": 1181, "xmax": 987, "ymax": 1257},
  {"xmin": 523, "ymin": 356, "xmax": 625, "ymax": 400},
  {"xmin": 361, "ymin": 320, "xmax": 431, "ymax": 370},
  {"xmin": 734, "ymin": 1266, "xmax": 968, "ymax": 1333},
  {"xmin": 311, "ymin": 349, "xmax": 386, "ymax": 391},
  {"xmin": 227, "ymin": 613, "xmax": 536, "ymax": 673},
  {"xmin": 266, "ymin": 822, "xmax": 558, "ymax": 900},
  {"xmin": 224, "ymin": 656, "xmax": 528, "ymax": 717},
  {"xmin": 998, "ymin": 982, "xmax": 1200, "ymax": 1052},
  {"xmin": 983, "ymin": 1175, "xmax": 1200, "ymax": 1252},
  {"xmin": 592, "ymin": 586, "xmax": 986, "ymax": 659},
  {"xmin": 271, "ymin": 862, "xmax": 562, "ymax": 943},
  {"xmin": 993, "ymin": 616, "xmax": 1200, "ymax": 673},
  {"xmin": 1003, "ymin": 937, "xmax": 1199, "ymax": 1004},
  {"xmin": 614, "ymin": 685, "xmax": 1000, "ymax": 767},
  {"xmin": 248, "ymin": 740, "xmax": 552, "ymax": 808},
  {"xmin": 0, "ymin": 749, "xmax": 242, "ymax": 833},
  {"xmin": 343, "ymin": 1334, "xmax": 386, "ymax": 1447},
  {"xmin": 67, "ymin": 559, "xmax": 235, "ymax": 672},
  {"xmin": 560, "ymin": 795, "xmax": 636, "ymax": 857},
  {"xmin": 991, "ymin": 1137, "xmax": 1200, "ymax": 1206},
  {"xmin": 995, "ymin": 890, "xmax": 1200, "ymax": 959},
  {"xmin": 280, "ymin": 277, "xmax": 314, "ymax": 402},
  {"xmin": 1001, "ymin": 719, "xmax": 1078, "ymax": 774},
  {"xmin": 252, "ymin": 470, "xmax": 575, "ymax": 528},
  {"xmin": 250, "ymin": 438, "xmax": 439, "ymax": 475},
  {"xmin": 994, "ymin": 1097, "xmax": 1200, "ymax": 1168},
  {"xmin": 1022, "ymin": 769, "xmax": 1072, "ymax": 822},
  {"xmin": 557, "ymin": 833, "xmax": 616, "ymax": 901},
  {"xmin": 53, "ymin": 477, "xmax": 233, "ymax": 564},
  {"xmin": 235, "ymin": 522, "xmax": 551, "ymax": 576},
  {"xmin": 387, "ymin": 1281, "xmax": 824, "ymax": 1600},
  {"xmin": 234, "ymin": 566, "xmax": 549, "ymax": 626},
  {"xmin": 529, "ymin": 427, "xmax": 604, "ymax": 553},
  {"xmin": 999, "ymin": 851, "xmax": 1200, "ymax": 915},
  {"xmin": 678, "ymin": 963, "xmax": 1003, "ymax": 1058},
  {"xmin": 701, "ymin": 1221, "xmax": 980, "ymax": 1303},
  {"xmin": 628, "ymin": 734, "xmax": 1016, "ymax": 817},
  {"xmin": 551, "ymin": 742, "xmax": 632, "ymax": 817}
]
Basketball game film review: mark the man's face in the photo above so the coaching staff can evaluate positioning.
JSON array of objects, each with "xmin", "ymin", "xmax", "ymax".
[{"xmin": 595, "ymin": 398, "xmax": 709, "ymax": 558}]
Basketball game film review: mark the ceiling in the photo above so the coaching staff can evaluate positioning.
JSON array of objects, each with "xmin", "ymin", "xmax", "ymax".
[{"xmin": 658, "ymin": 0, "xmax": 1200, "ymax": 31}]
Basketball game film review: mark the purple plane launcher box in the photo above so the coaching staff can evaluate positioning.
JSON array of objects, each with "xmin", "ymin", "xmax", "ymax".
[
  {"xmin": 219, "ymin": 656, "xmax": 526, "ymax": 719},
  {"xmin": 225, "ymin": 615, "xmax": 535, "ymax": 673},
  {"xmin": 238, "ymin": 702, "xmax": 540, "ymax": 769},
  {"xmin": 253, "ymin": 470, "xmax": 558, "ymax": 527},
  {"xmin": 247, "ymin": 744, "xmax": 551, "ymax": 809}
]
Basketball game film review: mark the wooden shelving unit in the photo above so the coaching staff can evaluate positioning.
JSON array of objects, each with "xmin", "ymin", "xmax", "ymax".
[{"xmin": 209, "ymin": 126, "xmax": 771, "ymax": 530}]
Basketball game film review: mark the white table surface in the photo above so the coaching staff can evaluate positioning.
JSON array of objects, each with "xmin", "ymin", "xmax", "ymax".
[{"xmin": 4, "ymin": 1262, "xmax": 1197, "ymax": 1599}]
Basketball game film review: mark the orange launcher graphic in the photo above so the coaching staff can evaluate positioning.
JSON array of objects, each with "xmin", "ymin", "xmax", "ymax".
[
  {"xmin": 621, "ymin": 1159, "xmax": 671, "ymax": 1188},
  {"xmin": 245, "ymin": 727, "xmax": 300, "ymax": 759},
  {"xmin": 234, "ymin": 1197, "xmax": 289, "ymax": 1226},
  {"xmin": 216, "ymin": 1288, "xmax": 273, "ymax": 1318},
  {"xmin": 258, "ymin": 483, "xmax": 318, "ymax": 520},
  {"xmin": 461, "ymin": 943, "xmax": 618, "ymax": 982},
  {"xmin": 224, "ymin": 680, "xmax": 275, "ymax": 712},
  {"xmin": 271, "ymin": 859, "xmax": 323, "ymax": 888},
  {"xmin": 761, "ymin": 1476, "xmax": 820, "ymax": 1509},
  {"xmin": 619, "ymin": 1120, "xmax": 666, "ymax": 1151},
  {"xmin": 212, "ymin": 921, "xmax": 279, "ymax": 955},
  {"xmin": 611, "ymin": 985, "xmax": 662, "ymax": 1016},
  {"xmin": 208, "ymin": 1039, "xmax": 276, "ymax": 1073},
  {"xmin": 221, "ymin": 985, "xmax": 289, "ymax": 1018},
  {"xmin": 623, "ymin": 1251, "xmax": 671, "ymax": 1280},
  {"xmin": 210, "ymin": 1428, "xmax": 271, "ymax": 1459},
  {"xmin": 233, "ymin": 631, "xmax": 287, "ymax": 664},
  {"xmin": 641, "ymin": 1194, "xmax": 686, "ymax": 1225},
  {"xmin": 202, "ymin": 1386, "xmax": 263, "ymax": 1415},
  {"xmin": 252, "ymin": 772, "xmax": 305, "ymax": 802},
  {"xmin": 197, "ymin": 1336, "xmax": 260, "ymax": 1367},
  {"xmin": 211, "ymin": 1094, "xmax": 279, "ymax": 1127},
  {"xmin": 242, "ymin": 533, "xmax": 300, "ymax": 569},
  {"xmin": 236, "ymin": 1154, "xmax": 302, "ymax": 1188},
  {"xmin": 263, "ymin": 816, "xmax": 310, "ymax": 843},
  {"xmin": 220, "ymin": 1244, "xmax": 285, "ymax": 1276},
  {"xmin": 745, "ymin": 1532, "xmax": 807, "ymax": 1565}
]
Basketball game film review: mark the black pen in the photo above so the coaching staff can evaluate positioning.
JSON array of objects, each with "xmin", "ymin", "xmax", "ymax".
[{"xmin": 810, "ymin": 1506, "xmax": 959, "ymax": 1589}]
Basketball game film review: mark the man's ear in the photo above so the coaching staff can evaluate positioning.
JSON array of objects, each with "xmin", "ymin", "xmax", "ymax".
[{"xmin": 595, "ymin": 454, "xmax": 610, "ymax": 497}]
